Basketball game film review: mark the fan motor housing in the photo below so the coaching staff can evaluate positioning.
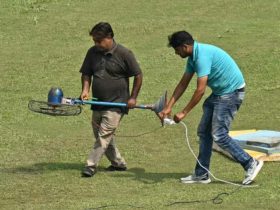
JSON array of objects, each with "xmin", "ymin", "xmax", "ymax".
[{"xmin": 48, "ymin": 87, "xmax": 64, "ymax": 104}]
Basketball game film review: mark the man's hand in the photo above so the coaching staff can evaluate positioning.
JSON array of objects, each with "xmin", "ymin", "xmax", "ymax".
[
  {"xmin": 158, "ymin": 107, "xmax": 172, "ymax": 121},
  {"xmin": 173, "ymin": 111, "xmax": 187, "ymax": 123},
  {"xmin": 127, "ymin": 97, "xmax": 137, "ymax": 108},
  {"xmin": 80, "ymin": 91, "xmax": 89, "ymax": 100}
]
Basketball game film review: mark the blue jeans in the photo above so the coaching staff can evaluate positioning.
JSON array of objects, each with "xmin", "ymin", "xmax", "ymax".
[{"xmin": 195, "ymin": 91, "xmax": 253, "ymax": 176}]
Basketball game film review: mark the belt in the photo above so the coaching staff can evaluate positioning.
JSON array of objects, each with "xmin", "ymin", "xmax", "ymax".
[{"xmin": 237, "ymin": 87, "xmax": 245, "ymax": 92}]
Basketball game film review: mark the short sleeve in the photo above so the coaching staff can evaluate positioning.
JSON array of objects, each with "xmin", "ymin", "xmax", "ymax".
[
  {"xmin": 195, "ymin": 56, "xmax": 211, "ymax": 78},
  {"xmin": 79, "ymin": 49, "xmax": 93, "ymax": 76},
  {"xmin": 124, "ymin": 50, "xmax": 142, "ymax": 77}
]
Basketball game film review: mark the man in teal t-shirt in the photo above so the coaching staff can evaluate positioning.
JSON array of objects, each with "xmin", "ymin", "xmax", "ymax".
[
  {"xmin": 159, "ymin": 31, "xmax": 263, "ymax": 185},
  {"xmin": 186, "ymin": 41, "xmax": 245, "ymax": 95}
]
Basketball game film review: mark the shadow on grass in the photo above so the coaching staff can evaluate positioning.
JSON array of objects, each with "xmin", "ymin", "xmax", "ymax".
[
  {"xmin": 106, "ymin": 167, "xmax": 242, "ymax": 185},
  {"xmin": 124, "ymin": 168, "xmax": 242, "ymax": 185},
  {"xmin": 110, "ymin": 167, "xmax": 187, "ymax": 184},
  {"xmin": 1, "ymin": 164, "xmax": 241, "ymax": 184},
  {"xmin": 1, "ymin": 164, "xmax": 186, "ymax": 183},
  {"xmin": 1, "ymin": 162, "xmax": 83, "ymax": 174}
]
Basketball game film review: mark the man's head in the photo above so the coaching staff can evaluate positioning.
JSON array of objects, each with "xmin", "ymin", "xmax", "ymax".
[
  {"xmin": 89, "ymin": 22, "xmax": 114, "ymax": 51},
  {"xmin": 168, "ymin": 31, "xmax": 194, "ymax": 58}
]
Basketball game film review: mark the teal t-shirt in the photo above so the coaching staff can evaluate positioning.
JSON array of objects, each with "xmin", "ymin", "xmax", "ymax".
[{"xmin": 186, "ymin": 41, "xmax": 245, "ymax": 95}]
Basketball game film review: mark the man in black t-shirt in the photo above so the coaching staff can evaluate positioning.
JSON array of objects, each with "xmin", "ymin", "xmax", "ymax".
[{"xmin": 80, "ymin": 22, "xmax": 143, "ymax": 177}]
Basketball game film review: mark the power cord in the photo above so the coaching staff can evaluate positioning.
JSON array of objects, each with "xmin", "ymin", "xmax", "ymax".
[
  {"xmin": 85, "ymin": 204, "xmax": 144, "ymax": 210},
  {"xmin": 167, "ymin": 185, "xmax": 243, "ymax": 206},
  {"xmin": 84, "ymin": 111, "xmax": 162, "ymax": 138}
]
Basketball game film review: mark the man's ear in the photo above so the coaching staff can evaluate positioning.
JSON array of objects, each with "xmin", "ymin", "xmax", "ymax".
[
  {"xmin": 182, "ymin": 44, "xmax": 189, "ymax": 51},
  {"xmin": 184, "ymin": 44, "xmax": 193, "ymax": 54}
]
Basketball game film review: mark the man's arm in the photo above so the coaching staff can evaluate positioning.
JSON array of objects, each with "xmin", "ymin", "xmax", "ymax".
[
  {"xmin": 159, "ymin": 72, "xmax": 194, "ymax": 119},
  {"xmin": 127, "ymin": 73, "xmax": 143, "ymax": 108},
  {"xmin": 80, "ymin": 74, "xmax": 92, "ymax": 100},
  {"xmin": 173, "ymin": 75, "xmax": 207, "ymax": 122}
]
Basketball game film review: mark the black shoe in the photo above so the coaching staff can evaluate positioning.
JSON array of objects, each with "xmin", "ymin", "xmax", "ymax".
[
  {"xmin": 106, "ymin": 165, "xmax": 127, "ymax": 171},
  {"xmin": 81, "ymin": 166, "xmax": 97, "ymax": 177}
]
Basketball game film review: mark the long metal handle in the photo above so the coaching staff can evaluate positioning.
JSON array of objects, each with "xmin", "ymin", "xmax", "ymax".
[{"xmin": 73, "ymin": 99, "xmax": 153, "ymax": 110}]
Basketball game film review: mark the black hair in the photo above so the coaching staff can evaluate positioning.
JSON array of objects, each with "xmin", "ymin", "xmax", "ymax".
[
  {"xmin": 168, "ymin": 31, "xmax": 194, "ymax": 48},
  {"xmin": 89, "ymin": 22, "xmax": 114, "ymax": 39}
]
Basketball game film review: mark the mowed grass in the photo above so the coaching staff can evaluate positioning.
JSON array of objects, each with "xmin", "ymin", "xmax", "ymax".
[{"xmin": 1, "ymin": 0, "xmax": 280, "ymax": 209}]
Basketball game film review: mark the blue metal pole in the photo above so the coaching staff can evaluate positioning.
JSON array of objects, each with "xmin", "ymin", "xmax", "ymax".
[{"xmin": 73, "ymin": 99, "xmax": 150, "ymax": 110}]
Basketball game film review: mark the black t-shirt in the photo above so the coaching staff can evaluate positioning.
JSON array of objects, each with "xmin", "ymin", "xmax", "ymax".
[{"xmin": 79, "ymin": 42, "xmax": 142, "ymax": 113}]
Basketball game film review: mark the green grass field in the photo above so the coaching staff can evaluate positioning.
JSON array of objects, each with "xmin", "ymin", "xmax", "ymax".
[{"xmin": 1, "ymin": 0, "xmax": 280, "ymax": 209}]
